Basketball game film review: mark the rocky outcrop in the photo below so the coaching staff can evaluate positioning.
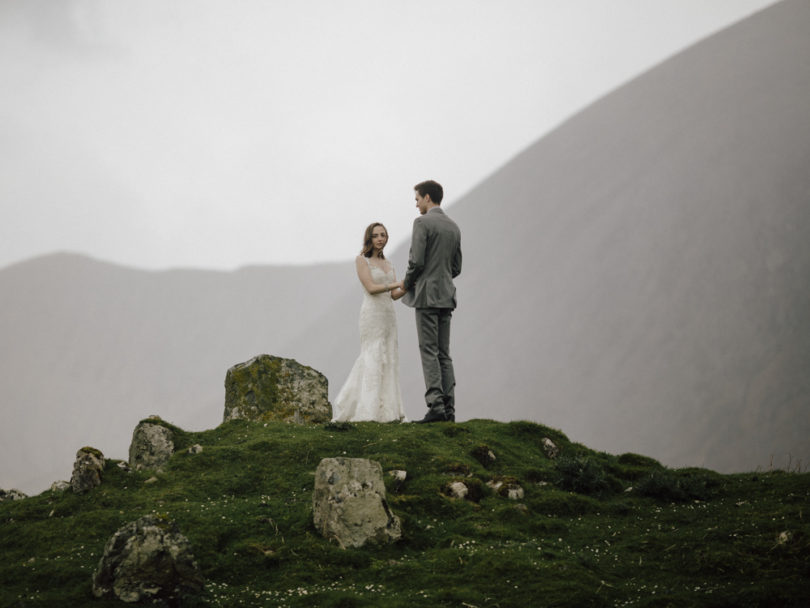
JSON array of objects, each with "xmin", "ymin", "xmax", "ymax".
[
  {"xmin": 70, "ymin": 447, "xmax": 105, "ymax": 494},
  {"xmin": 0, "ymin": 488, "xmax": 27, "ymax": 501},
  {"xmin": 92, "ymin": 515, "xmax": 204, "ymax": 604},
  {"xmin": 224, "ymin": 355, "xmax": 331, "ymax": 424},
  {"xmin": 313, "ymin": 457, "xmax": 401, "ymax": 548},
  {"xmin": 129, "ymin": 419, "xmax": 175, "ymax": 471}
]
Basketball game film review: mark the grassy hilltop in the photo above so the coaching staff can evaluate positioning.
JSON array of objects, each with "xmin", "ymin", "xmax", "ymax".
[{"xmin": 1, "ymin": 418, "xmax": 808, "ymax": 607}]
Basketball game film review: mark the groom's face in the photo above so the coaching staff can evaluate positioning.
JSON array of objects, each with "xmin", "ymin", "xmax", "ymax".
[{"xmin": 415, "ymin": 191, "xmax": 430, "ymax": 215}]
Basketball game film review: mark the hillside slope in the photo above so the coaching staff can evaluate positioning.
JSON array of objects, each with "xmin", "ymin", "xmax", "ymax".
[{"xmin": 1, "ymin": 418, "xmax": 808, "ymax": 607}]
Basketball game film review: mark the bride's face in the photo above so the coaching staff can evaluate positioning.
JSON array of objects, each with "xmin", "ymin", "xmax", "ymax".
[{"xmin": 371, "ymin": 226, "xmax": 388, "ymax": 252}]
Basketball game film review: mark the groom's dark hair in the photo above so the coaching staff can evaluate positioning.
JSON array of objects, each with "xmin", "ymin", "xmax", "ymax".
[{"xmin": 414, "ymin": 180, "xmax": 443, "ymax": 205}]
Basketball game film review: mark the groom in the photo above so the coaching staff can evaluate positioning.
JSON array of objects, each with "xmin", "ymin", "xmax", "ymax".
[{"xmin": 401, "ymin": 180, "xmax": 462, "ymax": 423}]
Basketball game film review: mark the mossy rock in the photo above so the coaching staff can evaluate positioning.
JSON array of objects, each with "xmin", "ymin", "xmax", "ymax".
[{"xmin": 223, "ymin": 354, "xmax": 331, "ymax": 424}]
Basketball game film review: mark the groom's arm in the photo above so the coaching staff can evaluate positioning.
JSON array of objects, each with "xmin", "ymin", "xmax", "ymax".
[
  {"xmin": 452, "ymin": 237, "xmax": 462, "ymax": 279},
  {"xmin": 402, "ymin": 217, "xmax": 427, "ymax": 291}
]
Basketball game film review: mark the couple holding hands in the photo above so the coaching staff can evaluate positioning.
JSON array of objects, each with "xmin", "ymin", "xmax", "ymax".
[{"xmin": 331, "ymin": 180, "xmax": 462, "ymax": 424}]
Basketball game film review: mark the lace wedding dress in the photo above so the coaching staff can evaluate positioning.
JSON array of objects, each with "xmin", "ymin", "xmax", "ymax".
[{"xmin": 332, "ymin": 259, "xmax": 406, "ymax": 422}]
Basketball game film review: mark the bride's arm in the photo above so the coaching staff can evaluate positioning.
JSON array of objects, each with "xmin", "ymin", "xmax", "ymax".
[
  {"xmin": 389, "ymin": 267, "xmax": 405, "ymax": 300},
  {"xmin": 356, "ymin": 256, "xmax": 398, "ymax": 295}
]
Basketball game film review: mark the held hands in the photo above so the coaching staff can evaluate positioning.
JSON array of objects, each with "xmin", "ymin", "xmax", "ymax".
[{"xmin": 389, "ymin": 280, "xmax": 406, "ymax": 300}]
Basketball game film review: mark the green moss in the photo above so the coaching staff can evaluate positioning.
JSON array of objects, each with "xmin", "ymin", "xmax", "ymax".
[
  {"xmin": 617, "ymin": 452, "xmax": 662, "ymax": 468},
  {"xmin": 78, "ymin": 446, "xmax": 104, "ymax": 459}
]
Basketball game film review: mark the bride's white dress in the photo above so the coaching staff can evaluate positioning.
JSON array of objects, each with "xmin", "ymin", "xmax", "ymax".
[{"xmin": 332, "ymin": 258, "xmax": 406, "ymax": 422}]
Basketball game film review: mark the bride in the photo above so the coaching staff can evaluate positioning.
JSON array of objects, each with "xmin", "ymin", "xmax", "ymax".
[{"xmin": 332, "ymin": 222, "xmax": 407, "ymax": 422}]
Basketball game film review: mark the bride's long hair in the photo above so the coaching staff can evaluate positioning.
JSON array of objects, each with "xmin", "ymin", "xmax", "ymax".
[{"xmin": 361, "ymin": 222, "xmax": 388, "ymax": 259}]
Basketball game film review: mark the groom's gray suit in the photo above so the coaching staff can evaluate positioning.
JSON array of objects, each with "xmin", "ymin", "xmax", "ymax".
[{"xmin": 402, "ymin": 207, "xmax": 462, "ymax": 417}]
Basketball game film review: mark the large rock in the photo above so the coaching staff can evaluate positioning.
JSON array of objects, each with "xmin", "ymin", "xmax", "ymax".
[
  {"xmin": 224, "ymin": 355, "xmax": 331, "ymax": 424},
  {"xmin": 92, "ymin": 515, "xmax": 204, "ymax": 604},
  {"xmin": 129, "ymin": 419, "xmax": 175, "ymax": 471},
  {"xmin": 70, "ymin": 447, "xmax": 105, "ymax": 494},
  {"xmin": 313, "ymin": 457, "xmax": 402, "ymax": 548}
]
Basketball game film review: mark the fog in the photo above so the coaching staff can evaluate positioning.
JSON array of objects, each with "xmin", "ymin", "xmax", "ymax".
[{"xmin": 0, "ymin": 0, "xmax": 776, "ymax": 270}]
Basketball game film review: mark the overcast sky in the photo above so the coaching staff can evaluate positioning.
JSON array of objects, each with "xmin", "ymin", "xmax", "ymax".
[{"xmin": 0, "ymin": 0, "xmax": 777, "ymax": 270}]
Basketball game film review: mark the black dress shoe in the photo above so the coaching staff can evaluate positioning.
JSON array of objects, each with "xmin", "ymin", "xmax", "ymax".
[{"xmin": 416, "ymin": 409, "xmax": 448, "ymax": 423}]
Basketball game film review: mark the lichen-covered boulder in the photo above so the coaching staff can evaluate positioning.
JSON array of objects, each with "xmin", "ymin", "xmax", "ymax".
[
  {"xmin": 129, "ymin": 419, "xmax": 175, "ymax": 471},
  {"xmin": 313, "ymin": 457, "xmax": 402, "ymax": 548},
  {"xmin": 92, "ymin": 515, "xmax": 204, "ymax": 604},
  {"xmin": 224, "ymin": 355, "xmax": 331, "ymax": 424},
  {"xmin": 70, "ymin": 447, "xmax": 105, "ymax": 494}
]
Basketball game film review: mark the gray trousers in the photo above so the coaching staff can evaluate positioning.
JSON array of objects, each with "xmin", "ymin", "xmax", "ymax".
[{"xmin": 415, "ymin": 308, "xmax": 455, "ymax": 412}]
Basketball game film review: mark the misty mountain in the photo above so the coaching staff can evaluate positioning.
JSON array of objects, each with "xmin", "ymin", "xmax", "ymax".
[
  {"xmin": 293, "ymin": 0, "xmax": 810, "ymax": 473},
  {"xmin": 0, "ymin": 254, "xmax": 352, "ymax": 492},
  {"xmin": 3, "ymin": 0, "xmax": 809, "ymax": 494}
]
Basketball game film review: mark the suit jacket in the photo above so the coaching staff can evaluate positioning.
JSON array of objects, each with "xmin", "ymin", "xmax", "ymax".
[{"xmin": 402, "ymin": 207, "xmax": 462, "ymax": 309}]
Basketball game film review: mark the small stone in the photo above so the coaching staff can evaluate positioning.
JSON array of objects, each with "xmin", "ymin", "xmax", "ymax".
[
  {"xmin": 488, "ymin": 478, "xmax": 524, "ymax": 500},
  {"xmin": 144, "ymin": 477, "xmax": 159, "ymax": 484},
  {"xmin": 187, "ymin": 444, "xmax": 203, "ymax": 454},
  {"xmin": 541, "ymin": 437, "xmax": 560, "ymax": 459},
  {"xmin": 448, "ymin": 481, "xmax": 469, "ymax": 499},
  {"xmin": 50, "ymin": 481, "xmax": 70, "ymax": 493},
  {"xmin": 387, "ymin": 469, "xmax": 407, "ymax": 492},
  {"xmin": 471, "ymin": 445, "xmax": 496, "ymax": 467},
  {"xmin": 507, "ymin": 486, "xmax": 525, "ymax": 500}
]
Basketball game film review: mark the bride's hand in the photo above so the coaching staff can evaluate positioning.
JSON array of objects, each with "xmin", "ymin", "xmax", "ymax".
[{"xmin": 390, "ymin": 285, "xmax": 406, "ymax": 301}]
